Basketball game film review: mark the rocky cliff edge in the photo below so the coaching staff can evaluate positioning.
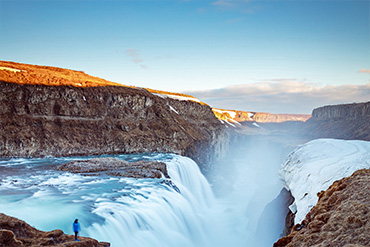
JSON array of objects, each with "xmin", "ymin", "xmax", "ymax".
[
  {"xmin": 274, "ymin": 168, "xmax": 370, "ymax": 247},
  {"xmin": 0, "ymin": 61, "xmax": 229, "ymax": 172},
  {"xmin": 0, "ymin": 213, "xmax": 110, "ymax": 247}
]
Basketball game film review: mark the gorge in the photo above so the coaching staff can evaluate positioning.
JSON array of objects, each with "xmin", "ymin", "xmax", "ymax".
[{"xmin": 1, "ymin": 61, "xmax": 370, "ymax": 246}]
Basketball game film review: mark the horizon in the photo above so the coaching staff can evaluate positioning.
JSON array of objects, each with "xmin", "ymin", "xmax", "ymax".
[{"xmin": 1, "ymin": 0, "xmax": 369, "ymax": 114}]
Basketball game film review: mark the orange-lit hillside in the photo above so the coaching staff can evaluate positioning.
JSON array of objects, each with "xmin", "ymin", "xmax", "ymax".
[
  {"xmin": 213, "ymin": 108, "xmax": 311, "ymax": 123},
  {"xmin": 0, "ymin": 61, "xmax": 124, "ymax": 87},
  {"xmin": 0, "ymin": 60, "xmax": 206, "ymax": 105}
]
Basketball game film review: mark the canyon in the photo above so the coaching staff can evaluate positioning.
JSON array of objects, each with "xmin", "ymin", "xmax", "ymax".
[
  {"xmin": 0, "ymin": 61, "xmax": 229, "ymax": 172},
  {"xmin": 1, "ymin": 60, "xmax": 370, "ymax": 246}
]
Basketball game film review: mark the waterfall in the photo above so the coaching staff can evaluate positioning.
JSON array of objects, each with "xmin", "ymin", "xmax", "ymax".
[
  {"xmin": 0, "ymin": 148, "xmax": 287, "ymax": 247},
  {"xmin": 85, "ymin": 155, "xmax": 216, "ymax": 247}
]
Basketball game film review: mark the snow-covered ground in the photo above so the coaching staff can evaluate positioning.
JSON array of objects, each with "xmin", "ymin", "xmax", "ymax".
[
  {"xmin": 280, "ymin": 138, "xmax": 370, "ymax": 224},
  {"xmin": 152, "ymin": 93, "xmax": 201, "ymax": 103},
  {"xmin": 0, "ymin": 66, "xmax": 25, "ymax": 73},
  {"xmin": 212, "ymin": 109, "xmax": 238, "ymax": 119}
]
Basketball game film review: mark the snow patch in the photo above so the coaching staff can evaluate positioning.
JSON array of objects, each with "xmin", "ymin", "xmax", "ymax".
[
  {"xmin": 0, "ymin": 66, "xmax": 26, "ymax": 73},
  {"xmin": 152, "ymin": 93, "xmax": 201, "ymax": 103},
  {"xmin": 213, "ymin": 109, "xmax": 237, "ymax": 119},
  {"xmin": 228, "ymin": 118, "xmax": 242, "ymax": 126},
  {"xmin": 280, "ymin": 138, "xmax": 370, "ymax": 224},
  {"xmin": 169, "ymin": 105, "xmax": 179, "ymax": 114},
  {"xmin": 247, "ymin": 112, "xmax": 255, "ymax": 118},
  {"xmin": 252, "ymin": 122, "xmax": 260, "ymax": 128},
  {"xmin": 225, "ymin": 121, "xmax": 236, "ymax": 128}
]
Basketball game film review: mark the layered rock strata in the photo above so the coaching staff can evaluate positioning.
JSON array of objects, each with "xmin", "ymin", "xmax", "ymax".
[
  {"xmin": 212, "ymin": 108, "xmax": 311, "ymax": 123},
  {"xmin": 303, "ymin": 101, "xmax": 370, "ymax": 141},
  {"xmin": 0, "ymin": 81, "xmax": 228, "ymax": 172},
  {"xmin": 57, "ymin": 157, "xmax": 169, "ymax": 178},
  {"xmin": 274, "ymin": 169, "xmax": 370, "ymax": 247},
  {"xmin": 0, "ymin": 213, "xmax": 109, "ymax": 247}
]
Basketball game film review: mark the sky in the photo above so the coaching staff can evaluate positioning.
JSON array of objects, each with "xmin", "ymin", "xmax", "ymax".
[{"xmin": 0, "ymin": 0, "xmax": 369, "ymax": 114}]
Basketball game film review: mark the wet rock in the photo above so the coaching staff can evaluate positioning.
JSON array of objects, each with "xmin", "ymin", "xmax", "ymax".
[
  {"xmin": 161, "ymin": 180, "xmax": 181, "ymax": 193},
  {"xmin": 274, "ymin": 169, "xmax": 370, "ymax": 247},
  {"xmin": 57, "ymin": 157, "xmax": 169, "ymax": 179},
  {"xmin": 0, "ymin": 213, "xmax": 110, "ymax": 247}
]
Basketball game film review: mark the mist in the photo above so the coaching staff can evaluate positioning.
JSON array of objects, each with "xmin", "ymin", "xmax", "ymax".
[{"xmin": 208, "ymin": 134, "xmax": 299, "ymax": 246}]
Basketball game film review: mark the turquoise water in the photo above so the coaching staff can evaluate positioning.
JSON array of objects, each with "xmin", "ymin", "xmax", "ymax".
[{"xmin": 0, "ymin": 150, "xmax": 286, "ymax": 247}]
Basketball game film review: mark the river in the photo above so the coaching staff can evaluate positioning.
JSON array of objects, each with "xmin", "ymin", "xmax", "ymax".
[{"xmin": 0, "ymin": 139, "xmax": 290, "ymax": 246}]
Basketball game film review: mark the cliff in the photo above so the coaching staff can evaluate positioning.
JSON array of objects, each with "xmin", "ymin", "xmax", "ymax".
[
  {"xmin": 311, "ymin": 101, "xmax": 370, "ymax": 120},
  {"xmin": 303, "ymin": 101, "xmax": 370, "ymax": 141},
  {"xmin": 212, "ymin": 108, "xmax": 311, "ymax": 123},
  {"xmin": 274, "ymin": 168, "xmax": 370, "ymax": 247},
  {"xmin": 0, "ymin": 61, "xmax": 229, "ymax": 172},
  {"xmin": 0, "ymin": 213, "xmax": 110, "ymax": 247}
]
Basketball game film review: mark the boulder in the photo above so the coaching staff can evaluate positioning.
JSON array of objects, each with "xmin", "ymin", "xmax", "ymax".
[
  {"xmin": 0, "ymin": 213, "xmax": 110, "ymax": 247},
  {"xmin": 57, "ymin": 157, "xmax": 169, "ymax": 179}
]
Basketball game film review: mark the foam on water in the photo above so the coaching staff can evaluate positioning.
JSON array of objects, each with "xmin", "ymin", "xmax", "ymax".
[{"xmin": 0, "ymin": 152, "xmax": 286, "ymax": 247}]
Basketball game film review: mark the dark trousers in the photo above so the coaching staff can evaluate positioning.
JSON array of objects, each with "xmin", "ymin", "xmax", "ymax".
[{"xmin": 75, "ymin": 231, "xmax": 78, "ymax": 240}]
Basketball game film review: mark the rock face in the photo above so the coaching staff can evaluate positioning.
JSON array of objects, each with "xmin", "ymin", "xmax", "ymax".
[
  {"xmin": 0, "ymin": 213, "xmax": 110, "ymax": 247},
  {"xmin": 0, "ymin": 79, "xmax": 228, "ymax": 171},
  {"xmin": 57, "ymin": 157, "xmax": 169, "ymax": 178},
  {"xmin": 212, "ymin": 108, "xmax": 311, "ymax": 123},
  {"xmin": 303, "ymin": 101, "xmax": 370, "ymax": 141},
  {"xmin": 274, "ymin": 169, "xmax": 370, "ymax": 247}
]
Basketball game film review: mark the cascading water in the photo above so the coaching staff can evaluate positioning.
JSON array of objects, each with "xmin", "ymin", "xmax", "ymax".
[{"xmin": 0, "ymin": 142, "xmax": 288, "ymax": 247}]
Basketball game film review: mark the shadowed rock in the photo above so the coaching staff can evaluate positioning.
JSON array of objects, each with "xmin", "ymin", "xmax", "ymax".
[
  {"xmin": 274, "ymin": 169, "xmax": 370, "ymax": 247},
  {"xmin": 0, "ymin": 213, "xmax": 110, "ymax": 247},
  {"xmin": 0, "ymin": 79, "xmax": 228, "ymax": 172},
  {"xmin": 57, "ymin": 157, "xmax": 169, "ymax": 179}
]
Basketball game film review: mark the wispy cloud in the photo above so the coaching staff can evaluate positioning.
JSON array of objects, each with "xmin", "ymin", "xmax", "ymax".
[
  {"xmin": 184, "ymin": 81, "xmax": 370, "ymax": 114},
  {"xmin": 359, "ymin": 68, "xmax": 370, "ymax": 74},
  {"xmin": 125, "ymin": 48, "xmax": 148, "ymax": 69}
]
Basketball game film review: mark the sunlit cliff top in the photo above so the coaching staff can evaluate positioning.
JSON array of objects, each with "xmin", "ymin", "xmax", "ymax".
[{"xmin": 0, "ymin": 60, "xmax": 205, "ymax": 105}]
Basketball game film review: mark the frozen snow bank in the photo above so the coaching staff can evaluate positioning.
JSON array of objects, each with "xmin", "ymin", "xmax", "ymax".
[
  {"xmin": 280, "ymin": 138, "xmax": 370, "ymax": 224},
  {"xmin": 0, "ymin": 66, "xmax": 25, "ymax": 73}
]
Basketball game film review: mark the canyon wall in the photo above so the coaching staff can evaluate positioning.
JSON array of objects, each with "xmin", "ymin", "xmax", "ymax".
[
  {"xmin": 311, "ymin": 101, "xmax": 370, "ymax": 120},
  {"xmin": 212, "ymin": 108, "xmax": 311, "ymax": 123},
  {"xmin": 303, "ymin": 101, "xmax": 370, "ymax": 141},
  {"xmin": 0, "ymin": 81, "xmax": 228, "ymax": 172}
]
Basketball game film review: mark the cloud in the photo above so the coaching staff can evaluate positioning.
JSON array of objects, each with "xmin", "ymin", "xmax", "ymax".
[
  {"xmin": 184, "ymin": 81, "xmax": 370, "ymax": 114},
  {"xmin": 359, "ymin": 68, "xmax": 370, "ymax": 74},
  {"xmin": 125, "ymin": 48, "xmax": 148, "ymax": 69}
]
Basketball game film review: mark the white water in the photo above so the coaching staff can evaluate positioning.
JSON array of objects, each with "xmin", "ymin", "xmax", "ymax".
[{"xmin": 0, "ymin": 147, "xmax": 288, "ymax": 246}]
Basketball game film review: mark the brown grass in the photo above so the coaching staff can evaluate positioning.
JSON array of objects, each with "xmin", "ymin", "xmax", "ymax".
[{"xmin": 0, "ymin": 60, "xmax": 206, "ymax": 104}]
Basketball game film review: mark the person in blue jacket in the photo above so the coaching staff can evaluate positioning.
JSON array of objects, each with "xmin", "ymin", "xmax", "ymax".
[{"xmin": 73, "ymin": 219, "xmax": 81, "ymax": 241}]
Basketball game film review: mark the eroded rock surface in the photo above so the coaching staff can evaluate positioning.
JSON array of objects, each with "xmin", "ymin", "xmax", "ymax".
[
  {"xmin": 0, "ymin": 213, "xmax": 109, "ymax": 247},
  {"xmin": 57, "ymin": 157, "xmax": 169, "ymax": 178},
  {"xmin": 0, "ymin": 80, "xmax": 228, "ymax": 172},
  {"xmin": 303, "ymin": 101, "xmax": 370, "ymax": 141},
  {"xmin": 274, "ymin": 169, "xmax": 370, "ymax": 247}
]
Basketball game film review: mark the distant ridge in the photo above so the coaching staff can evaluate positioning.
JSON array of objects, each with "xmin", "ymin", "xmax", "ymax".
[
  {"xmin": 213, "ymin": 108, "xmax": 311, "ymax": 123},
  {"xmin": 0, "ymin": 60, "xmax": 310, "ymax": 123}
]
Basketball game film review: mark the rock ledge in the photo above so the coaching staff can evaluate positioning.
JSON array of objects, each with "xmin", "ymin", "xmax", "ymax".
[
  {"xmin": 0, "ymin": 213, "xmax": 109, "ymax": 247},
  {"xmin": 57, "ymin": 157, "xmax": 169, "ymax": 179}
]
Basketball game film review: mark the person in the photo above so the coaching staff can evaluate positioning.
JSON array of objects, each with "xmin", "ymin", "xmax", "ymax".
[{"xmin": 73, "ymin": 219, "xmax": 81, "ymax": 241}]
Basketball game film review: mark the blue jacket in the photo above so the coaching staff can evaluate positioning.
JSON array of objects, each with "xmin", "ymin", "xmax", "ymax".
[{"xmin": 73, "ymin": 222, "xmax": 80, "ymax": 232}]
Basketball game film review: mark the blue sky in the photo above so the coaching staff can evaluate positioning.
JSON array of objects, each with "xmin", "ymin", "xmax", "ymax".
[{"xmin": 1, "ymin": 0, "xmax": 369, "ymax": 113}]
